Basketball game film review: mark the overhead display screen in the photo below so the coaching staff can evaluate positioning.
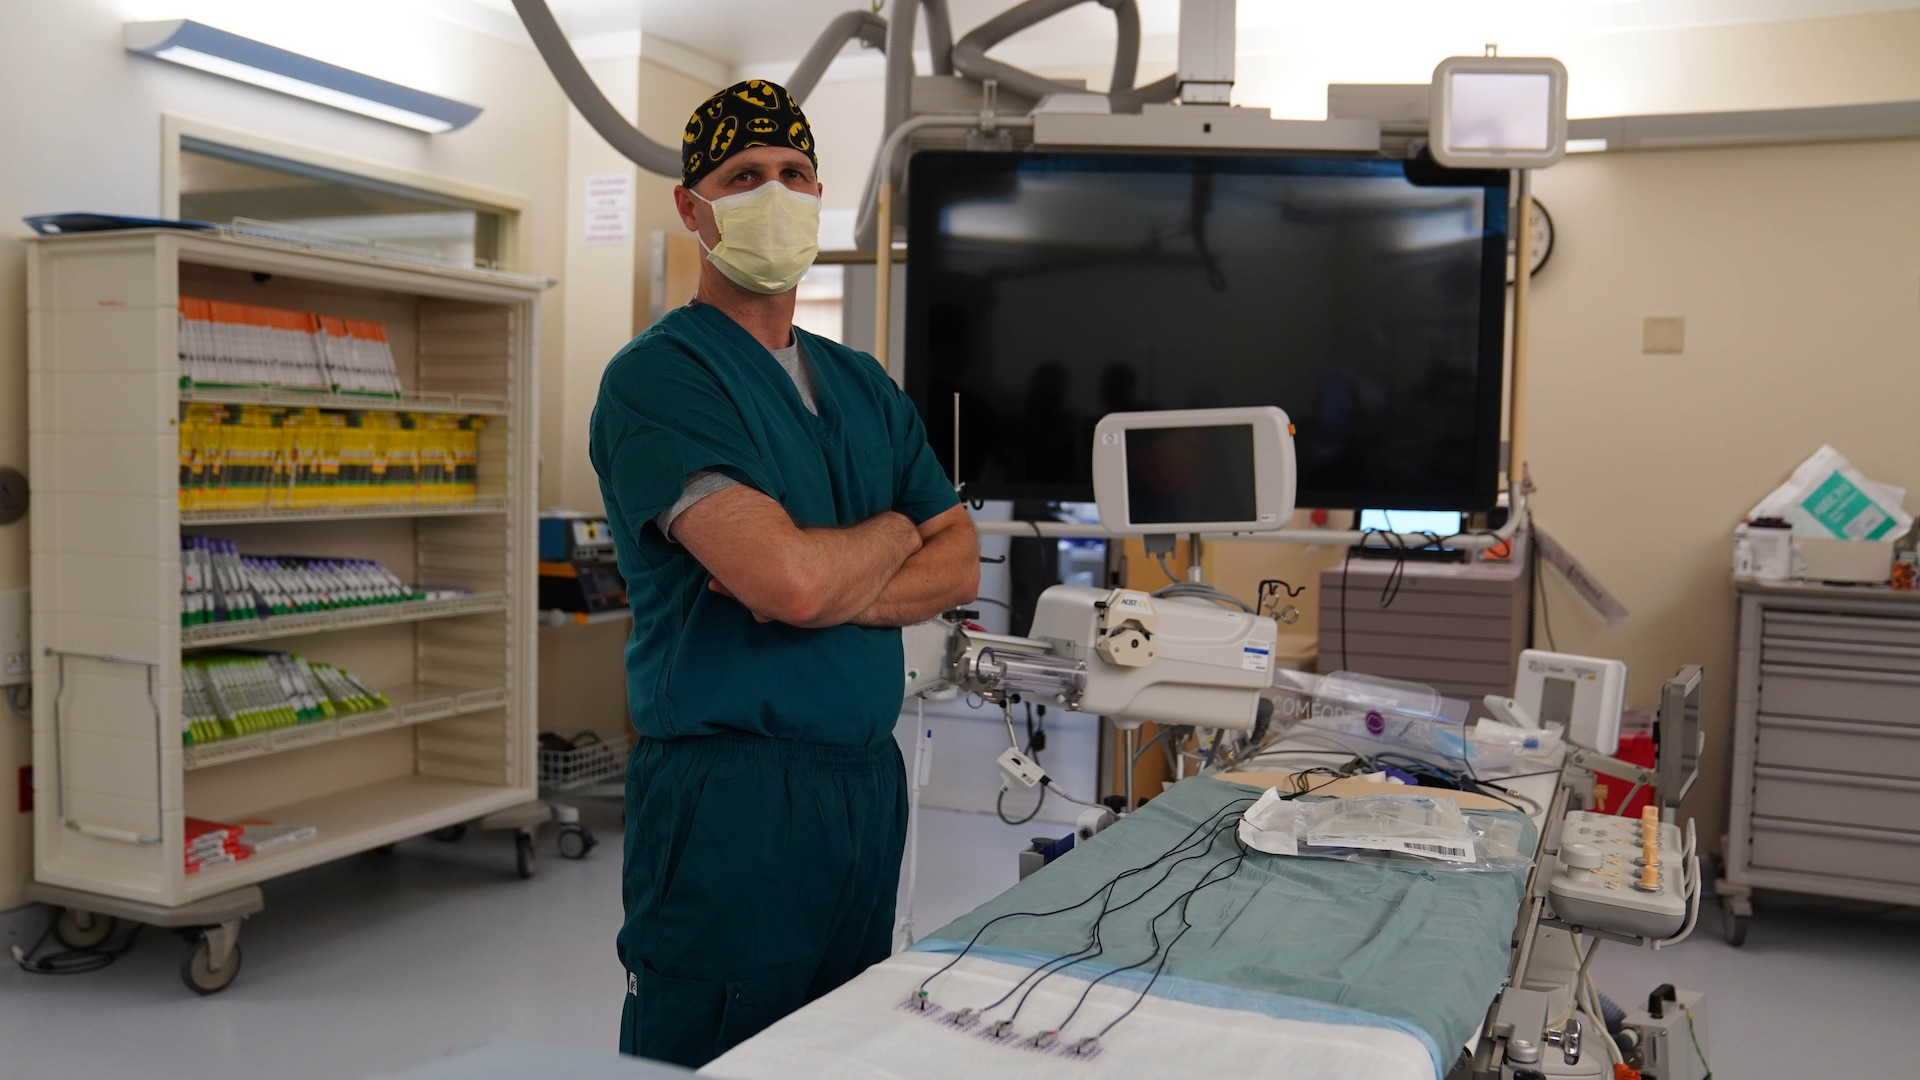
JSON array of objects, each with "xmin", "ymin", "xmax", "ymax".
[{"xmin": 905, "ymin": 151, "xmax": 1509, "ymax": 510}]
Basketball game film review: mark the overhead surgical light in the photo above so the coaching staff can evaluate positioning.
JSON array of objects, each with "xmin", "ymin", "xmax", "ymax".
[{"xmin": 124, "ymin": 20, "xmax": 482, "ymax": 134}]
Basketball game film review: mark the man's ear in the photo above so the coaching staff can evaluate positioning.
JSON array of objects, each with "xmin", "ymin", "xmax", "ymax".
[{"xmin": 673, "ymin": 185, "xmax": 701, "ymax": 233}]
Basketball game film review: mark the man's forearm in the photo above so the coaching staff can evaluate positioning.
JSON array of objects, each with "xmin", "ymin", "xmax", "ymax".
[
  {"xmin": 780, "ymin": 512, "xmax": 922, "ymax": 627},
  {"xmin": 852, "ymin": 513, "xmax": 980, "ymax": 628}
]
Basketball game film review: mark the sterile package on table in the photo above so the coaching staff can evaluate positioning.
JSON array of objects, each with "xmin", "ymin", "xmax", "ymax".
[{"xmin": 703, "ymin": 777, "xmax": 1535, "ymax": 1080}]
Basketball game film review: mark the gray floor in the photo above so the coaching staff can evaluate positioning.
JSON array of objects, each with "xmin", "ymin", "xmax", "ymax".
[{"xmin": 3, "ymin": 800, "xmax": 1917, "ymax": 1079}]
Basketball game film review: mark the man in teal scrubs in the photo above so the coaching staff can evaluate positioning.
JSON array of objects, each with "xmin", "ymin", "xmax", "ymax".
[{"xmin": 589, "ymin": 80, "xmax": 979, "ymax": 1068}]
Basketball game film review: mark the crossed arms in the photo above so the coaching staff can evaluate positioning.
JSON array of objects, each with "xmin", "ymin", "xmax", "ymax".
[{"xmin": 670, "ymin": 486, "xmax": 978, "ymax": 629}]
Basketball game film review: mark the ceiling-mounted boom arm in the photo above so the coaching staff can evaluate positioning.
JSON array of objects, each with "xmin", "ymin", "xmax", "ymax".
[
  {"xmin": 512, "ymin": 0, "xmax": 891, "ymax": 179},
  {"xmin": 788, "ymin": 9, "xmax": 891, "ymax": 103},
  {"xmin": 950, "ymin": 0, "xmax": 1139, "ymax": 102},
  {"xmin": 511, "ymin": 0, "xmax": 679, "ymax": 176}
]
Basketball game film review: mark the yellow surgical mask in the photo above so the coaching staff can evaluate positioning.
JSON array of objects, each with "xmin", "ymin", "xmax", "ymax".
[{"xmin": 691, "ymin": 182, "xmax": 821, "ymax": 295}]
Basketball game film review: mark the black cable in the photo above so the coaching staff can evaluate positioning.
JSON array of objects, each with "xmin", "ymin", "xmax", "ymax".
[
  {"xmin": 916, "ymin": 796, "xmax": 1260, "ymax": 1000},
  {"xmin": 1061, "ymin": 846, "xmax": 1251, "ymax": 1039},
  {"xmin": 11, "ymin": 919, "xmax": 143, "ymax": 976},
  {"xmin": 1531, "ymin": 524, "xmax": 1559, "ymax": 651},
  {"xmin": 998, "ymin": 813, "xmax": 1261, "ymax": 1017},
  {"xmin": 995, "ymin": 786, "xmax": 1044, "ymax": 826},
  {"xmin": 925, "ymin": 773, "xmax": 1352, "ymax": 1014},
  {"xmin": 974, "ymin": 771, "xmax": 1356, "ymax": 1020},
  {"xmin": 1092, "ymin": 851, "xmax": 1249, "ymax": 1039},
  {"xmin": 1256, "ymin": 579, "xmax": 1305, "ymax": 621},
  {"xmin": 988, "ymin": 816, "xmax": 1246, "ymax": 1022}
]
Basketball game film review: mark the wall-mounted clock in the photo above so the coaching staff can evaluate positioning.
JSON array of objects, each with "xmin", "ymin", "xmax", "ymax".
[{"xmin": 1507, "ymin": 197, "xmax": 1554, "ymax": 283}]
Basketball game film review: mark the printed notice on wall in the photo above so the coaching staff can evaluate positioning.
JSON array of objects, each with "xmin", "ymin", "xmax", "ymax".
[{"xmin": 584, "ymin": 174, "xmax": 633, "ymax": 245}]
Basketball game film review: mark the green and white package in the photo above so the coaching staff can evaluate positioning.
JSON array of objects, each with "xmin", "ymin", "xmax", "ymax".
[{"xmin": 1749, "ymin": 445, "xmax": 1911, "ymax": 541}]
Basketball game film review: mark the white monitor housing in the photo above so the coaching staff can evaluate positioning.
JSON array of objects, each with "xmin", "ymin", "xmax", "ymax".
[
  {"xmin": 1092, "ymin": 406, "xmax": 1296, "ymax": 536},
  {"xmin": 1429, "ymin": 56, "xmax": 1569, "ymax": 170},
  {"xmin": 1514, "ymin": 649, "xmax": 1627, "ymax": 755}
]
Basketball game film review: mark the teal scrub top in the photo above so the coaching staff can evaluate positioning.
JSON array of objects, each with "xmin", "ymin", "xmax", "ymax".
[{"xmin": 589, "ymin": 302, "xmax": 960, "ymax": 748}]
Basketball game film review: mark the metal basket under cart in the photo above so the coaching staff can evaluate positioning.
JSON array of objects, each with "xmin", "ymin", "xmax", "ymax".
[{"xmin": 534, "ymin": 732, "xmax": 630, "ymax": 860}]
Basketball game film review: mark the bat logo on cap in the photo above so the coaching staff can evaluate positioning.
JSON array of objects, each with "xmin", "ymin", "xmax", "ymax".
[
  {"xmin": 735, "ymin": 81, "xmax": 779, "ymax": 109},
  {"xmin": 788, "ymin": 122, "xmax": 812, "ymax": 153},
  {"xmin": 747, "ymin": 117, "xmax": 778, "ymax": 135},
  {"xmin": 683, "ymin": 117, "xmax": 702, "ymax": 144},
  {"xmin": 710, "ymin": 115, "xmax": 738, "ymax": 158}
]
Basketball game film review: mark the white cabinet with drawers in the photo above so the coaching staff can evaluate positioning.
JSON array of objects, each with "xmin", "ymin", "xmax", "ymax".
[{"xmin": 1719, "ymin": 579, "xmax": 1920, "ymax": 944}]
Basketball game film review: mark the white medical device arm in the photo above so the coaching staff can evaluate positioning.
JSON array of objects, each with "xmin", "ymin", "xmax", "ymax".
[{"xmin": 903, "ymin": 586, "xmax": 1279, "ymax": 733}]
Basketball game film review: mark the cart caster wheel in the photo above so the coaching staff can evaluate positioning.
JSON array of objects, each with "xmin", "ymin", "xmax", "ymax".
[
  {"xmin": 558, "ymin": 825, "xmax": 597, "ymax": 860},
  {"xmin": 515, "ymin": 831, "xmax": 538, "ymax": 879},
  {"xmin": 54, "ymin": 909, "xmax": 116, "ymax": 950},
  {"xmin": 181, "ymin": 934, "xmax": 243, "ymax": 995},
  {"xmin": 432, "ymin": 824, "xmax": 468, "ymax": 843},
  {"xmin": 1722, "ymin": 912, "xmax": 1748, "ymax": 947}
]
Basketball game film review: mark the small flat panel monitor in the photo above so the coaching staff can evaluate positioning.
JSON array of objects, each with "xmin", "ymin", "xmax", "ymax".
[
  {"xmin": 1091, "ymin": 407, "xmax": 1295, "ymax": 535},
  {"xmin": 906, "ymin": 150, "xmax": 1510, "ymax": 512},
  {"xmin": 1358, "ymin": 509, "xmax": 1464, "ymax": 537},
  {"xmin": 1657, "ymin": 665, "xmax": 1705, "ymax": 808}
]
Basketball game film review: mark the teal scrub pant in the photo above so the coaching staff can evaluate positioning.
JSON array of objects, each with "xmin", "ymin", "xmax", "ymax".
[{"xmin": 617, "ymin": 731, "xmax": 907, "ymax": 1068}]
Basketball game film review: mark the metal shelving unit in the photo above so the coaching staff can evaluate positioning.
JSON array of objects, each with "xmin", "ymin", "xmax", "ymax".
[
  {"xmin": 182, "ymin": 591, "xmax": 507, "ymax": 647},
  {"xmin": 180, "ymin": 496, "xmax": 508, "ymax": 526},
  {"xmin": 179, "ymin": 385, "xmax": 509, "ymax": 416},
  {"xmin": 25, "ymin": 228, "xmax": 543, "ymax": 993}
]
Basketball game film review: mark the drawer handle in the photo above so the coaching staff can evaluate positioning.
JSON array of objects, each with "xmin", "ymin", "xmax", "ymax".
[
  {"xmin": 1761, "ymin": 662, "xmax": 1920, "ymax": 688},
  {"xmin": 1755, "ymin": 764, "xmax": 1920, "ymax": 793},
  {"xmin": 1754, "ymin": 816, "xmax": 1920, "ymax": 846},
  {"xmin": 1760, "ymin": 715, "xmax": 1920, "ymax": 741},
  {"xmin": 1767, "ymin": 611, "xmax": 1920, "ymax": 632}
]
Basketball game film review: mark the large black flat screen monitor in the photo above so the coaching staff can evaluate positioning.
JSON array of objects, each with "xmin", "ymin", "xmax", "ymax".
[{"xmin": 905, "ymin": 151, "xmax": 1510, "ymax": 510}]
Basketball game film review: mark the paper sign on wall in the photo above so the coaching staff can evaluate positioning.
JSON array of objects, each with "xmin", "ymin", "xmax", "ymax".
[
  {"xmin": 584, "ymin": 174, "xmax": 633, "ymax": 245},
  {"xmin": 1534, "ymin": 526, "xmax": 1630, "ymax": 628}
]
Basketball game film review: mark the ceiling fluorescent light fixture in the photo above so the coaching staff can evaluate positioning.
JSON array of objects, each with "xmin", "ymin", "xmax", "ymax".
[
  {"xmin": 125, "ymin": 20, "xmax": 481, "ymax": 133},
  {"xmin": 1564, "ymin": 137, "xmax": 1608, "ymax": 153}
]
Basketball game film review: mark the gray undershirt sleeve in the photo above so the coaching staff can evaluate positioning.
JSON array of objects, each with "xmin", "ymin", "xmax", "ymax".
[{"xmin": 654, "ymin": 339, "xmax": 818, "ymax": 541}]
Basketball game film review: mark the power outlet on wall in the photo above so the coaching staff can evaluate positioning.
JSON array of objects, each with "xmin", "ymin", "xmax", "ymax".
[
  {"xmin": 0, "ymin": 588, "xmax": 27, "ymax": 686},
  {"xmin": 1643, "ymin": 316, "xmax": 1686, "ymax": 355}
]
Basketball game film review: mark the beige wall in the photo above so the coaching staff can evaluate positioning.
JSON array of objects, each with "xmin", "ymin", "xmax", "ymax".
[
  {"xmin": 1526, "ymin": 136, "xmax": 1920, "ymax": 854},
  {"xmin": 632, "ymin": 59, "xmax": 723, "ymax": 321},
  {"xmin": 0, "ymin": 1, "xmax": 574, "ymax": 911},
  {"xmin": 555, "ymin": 56, "xmax": 641, "ymax": 516}
]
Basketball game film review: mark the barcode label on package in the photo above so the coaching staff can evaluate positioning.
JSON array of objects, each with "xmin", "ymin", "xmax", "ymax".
[{"xmin": 1304, "ymin": 832, "xmax": 1478, "ymax": 864}]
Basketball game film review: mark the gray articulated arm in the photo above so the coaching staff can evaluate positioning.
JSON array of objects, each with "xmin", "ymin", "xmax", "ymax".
[
  {"xmin": 1111, "ymin": 73, "xmax": 1179, "ymax": 113},
  {"xmin": 1108, "ymin": 0, "xmax": 1139, "ymax": 96},
  {"xmin": 788, "ymin": 10, "xmax": 891, "ymax": 103},
  {"xmin": 883, "ymin": 0, "xmax": 920, "ymax": 138},
  {"xmin": 511, "ymin": 0, "xmax": 680, "ymax": 177},
  {"xmin": 950, "ymin": 0, "xmax": 1142, "ymax": 101},
  {"xmin": 923, "ymin": 0, "xmax": 956, "ymax": 76}
]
